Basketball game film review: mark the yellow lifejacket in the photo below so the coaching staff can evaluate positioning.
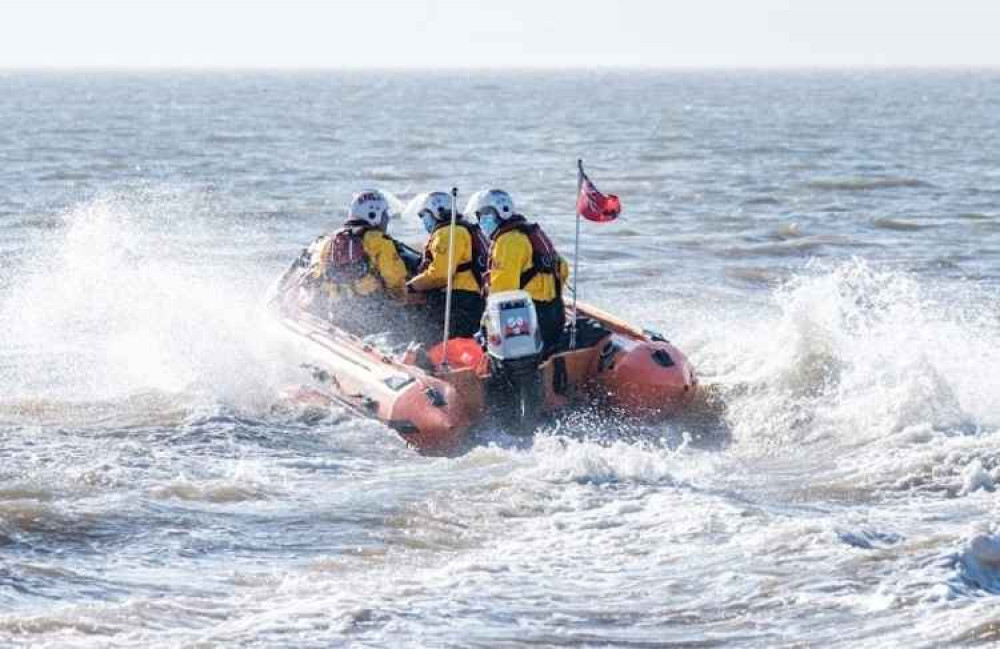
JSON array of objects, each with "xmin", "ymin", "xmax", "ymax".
[
  {"xmin": 310, "ymin": 224, "xmax": 407, "ymax": 300},
  {"xmin": 488, "ymin": 218, "xmax": 569, "ymax": 303}
]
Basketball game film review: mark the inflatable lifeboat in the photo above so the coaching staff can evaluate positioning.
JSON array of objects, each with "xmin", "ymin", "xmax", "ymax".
[{"xmin": 267, "ymin": 269, "xmax": 697, "ymax": 456}]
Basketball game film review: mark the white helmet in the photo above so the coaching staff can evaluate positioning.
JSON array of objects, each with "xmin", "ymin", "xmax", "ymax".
[
  {"xmin": 416, "ymin": 191, "xmax": 453, "ymax": 221},
  {"xmin": 465, "ymin": 189, "xmax": 515, "ymax": 221},
  {"xmin": 347, "ymin": 189, "xmax": 391, "ymax": 229},
  {"xmin": 403, "ymin": 191, "xmax": 456, "ymax": 234}
]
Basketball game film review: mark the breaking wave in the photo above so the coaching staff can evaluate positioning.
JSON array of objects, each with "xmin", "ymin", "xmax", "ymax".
[
  {"xmin": 699, "ymin": 259, "xmax": 1000, "ymax": 493},
  {"xmin": 0, "ymin": 189, "xmax": 290, "ymax": 415}
]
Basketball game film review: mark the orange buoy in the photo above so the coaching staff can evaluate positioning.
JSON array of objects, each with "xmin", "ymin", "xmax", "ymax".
[{"xmin": 428, "ymin": 337, "xmax": 484, "ymax": 369}]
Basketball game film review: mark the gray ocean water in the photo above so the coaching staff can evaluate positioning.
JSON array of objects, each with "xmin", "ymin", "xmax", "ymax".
[{"xmin": 1, "ymin": 70, "xmax": 1000, "ymax": 647}]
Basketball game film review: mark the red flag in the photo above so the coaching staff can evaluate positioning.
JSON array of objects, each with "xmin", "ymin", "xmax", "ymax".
[{"xmin": 576, "ymin": 165, "xmax": 621, "ymax": 223}]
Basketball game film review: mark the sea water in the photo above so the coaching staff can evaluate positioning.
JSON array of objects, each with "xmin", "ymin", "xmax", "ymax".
[{"xmin": 1, "ymin": 70, "xmax": 999, "ymax": 647}]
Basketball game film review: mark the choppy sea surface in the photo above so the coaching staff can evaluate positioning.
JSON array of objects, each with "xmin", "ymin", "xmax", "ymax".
[{"xmin": 1, "ymin": 70, "xmax": 999, "ymax": 647}]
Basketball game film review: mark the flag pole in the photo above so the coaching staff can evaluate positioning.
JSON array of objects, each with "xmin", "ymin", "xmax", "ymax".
[
  {"xmin": 570, "ymin": 159, "xmax": 583, "ymax": 349},
  {"xmin": 440, "ymin": 187, "xmax": 459, "ymax": 370}
]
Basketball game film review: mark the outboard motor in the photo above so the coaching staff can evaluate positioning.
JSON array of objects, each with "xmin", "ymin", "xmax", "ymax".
[{"xmin": 483, "ymin": 290, "xmax": 544, "ymax": 435}]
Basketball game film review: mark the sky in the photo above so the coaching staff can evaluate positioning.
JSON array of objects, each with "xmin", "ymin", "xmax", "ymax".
[{"xmin": 1, "ymin": 0, "xmax": 999, "ymax": 69}]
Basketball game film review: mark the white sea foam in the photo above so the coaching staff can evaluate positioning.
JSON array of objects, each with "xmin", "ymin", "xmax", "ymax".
[
  {"xmin": 677, "ymin": 261, "xmax": 1000, "ymax": 498},
  {"xmin": 0, "ymin": 190, "xmax": 290, "ymax": 410}
]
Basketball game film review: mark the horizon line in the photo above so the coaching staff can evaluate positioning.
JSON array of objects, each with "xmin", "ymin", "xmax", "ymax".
[{"xmin": 2, "ymin": 63, "xmax": 1000, "ymax": 73}]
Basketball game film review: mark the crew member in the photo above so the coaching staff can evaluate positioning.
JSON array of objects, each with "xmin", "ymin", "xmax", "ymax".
[
  {"xmin": 406, "ymin": 191, "xmax": 488, "ymax": 339},
  {"xmin": 467, "ymin": 189, "xmax": 569, "ymax": 353},
  {"xmin": 306, "ymin": 189, "xmax": 408, "ymax": 332}
]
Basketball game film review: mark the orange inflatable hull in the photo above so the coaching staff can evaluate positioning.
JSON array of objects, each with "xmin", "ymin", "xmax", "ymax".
[{"xmin": 270, "ymin": 302, "xmax": 697, "ymax": 455}]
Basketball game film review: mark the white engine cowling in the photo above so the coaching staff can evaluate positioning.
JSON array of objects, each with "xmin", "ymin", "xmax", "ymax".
[{"xmin": 484, "ymin": 290, "xmax": 542, "ymax": 361}]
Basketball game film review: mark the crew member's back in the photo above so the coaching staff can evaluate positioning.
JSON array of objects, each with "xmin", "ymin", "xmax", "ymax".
[
  {"xmin": 467, "ymin": 189, "xmax": 569, "ymax": 353},
  {"xmin": 406, "ymin": 191, "xmax": 488, "ymax": 340},
  {"xmin": 306, "ymin": 189, "xmax": 408, "ymax": 332}
]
